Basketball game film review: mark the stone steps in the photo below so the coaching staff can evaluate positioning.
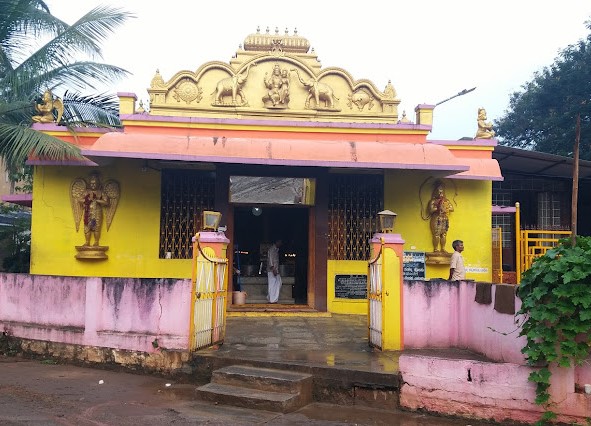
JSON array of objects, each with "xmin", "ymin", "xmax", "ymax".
[
  {"xmin": 237, "ymin": 277, "xmax": 295, "ymax": 304},
  {"xmin": 194, "ymin": 365, "xmax": 313, "ymax": 413}
]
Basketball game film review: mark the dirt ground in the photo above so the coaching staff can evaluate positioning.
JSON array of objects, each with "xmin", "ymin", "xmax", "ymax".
[{"xmin": 0, "ymin": 355, "xmax": 508, "ymax": 425}]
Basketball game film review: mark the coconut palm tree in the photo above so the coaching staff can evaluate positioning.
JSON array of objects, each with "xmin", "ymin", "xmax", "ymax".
[{"xmin": 0, "ymin": 0, "xmax": 133, "ymax": 170}]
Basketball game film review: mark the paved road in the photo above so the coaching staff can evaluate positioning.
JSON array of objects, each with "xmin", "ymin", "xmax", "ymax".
[{"xmin": 0, "ymin": 356, "xmax": 509, "ymax": 425}]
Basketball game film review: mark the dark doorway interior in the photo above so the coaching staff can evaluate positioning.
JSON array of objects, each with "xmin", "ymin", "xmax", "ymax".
[{"xmin": 233, "ymin": 206, "xmax": 308, "ymax": 304}]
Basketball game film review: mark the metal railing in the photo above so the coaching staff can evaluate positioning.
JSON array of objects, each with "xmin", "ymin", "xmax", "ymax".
[
  {"xmin": 492, "ymin": 227, "xmax": 503, "ymax": 284},
  {"xmin": 512, "ymin": 202, "xmax": 571, "ymax": 284},
  {"xmin": 518, "ymin": 230, "xmax": 571, "ymax": 279}
]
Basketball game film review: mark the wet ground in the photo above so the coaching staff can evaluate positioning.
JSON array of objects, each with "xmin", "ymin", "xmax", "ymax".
[
  {"xmin": 1, "ymin": 313, "xmax": 521, "ymax": 425},
  {"xmin": 209, "ymin": 313, "xmax": 493, "ymax": 372},
  {"xmin": 0, "ymin": 356, "xmax": 505, "ymax": 425}
]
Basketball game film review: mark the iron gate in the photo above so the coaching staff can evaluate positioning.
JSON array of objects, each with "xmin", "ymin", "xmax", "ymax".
[
  {"xmin": 368, "ymin": 240, "xmax": 384, "ymax": 349},
  {"xmin": 189, "ymin": 235, "xmax": 228, "ymax": 351}
]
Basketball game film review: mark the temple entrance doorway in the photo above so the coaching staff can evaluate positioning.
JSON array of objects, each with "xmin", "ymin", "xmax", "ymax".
[{"xmin": 232, "ymin": 206, "xmax": 309, "ymax": 305}]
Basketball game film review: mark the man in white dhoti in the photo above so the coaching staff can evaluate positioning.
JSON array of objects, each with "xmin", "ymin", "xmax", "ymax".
[{"xmin": 267, "ymin": 239, "xmax": 283, "ymax": 303}]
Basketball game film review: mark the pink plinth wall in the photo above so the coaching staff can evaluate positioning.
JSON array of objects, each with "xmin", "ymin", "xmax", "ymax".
[
  {"xmin": 0, "ymin": 273, "xmax": 191, "ymax": 353},
  {"xmin": 401, "ymin": 280, "xmax": 591, "ymax": 423},
  {"xmin": 403, "ymin": 280, "xmax": 525, "ymax": 363}
]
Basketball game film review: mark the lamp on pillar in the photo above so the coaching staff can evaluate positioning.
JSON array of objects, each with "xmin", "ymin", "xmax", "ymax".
[
  {"xmin": 377, "ymin": 210, "xmax": 397, "ymax": 233},
  {"xmin": 202, "ymin": 210, "xmax": 222, "ymax": 231}
]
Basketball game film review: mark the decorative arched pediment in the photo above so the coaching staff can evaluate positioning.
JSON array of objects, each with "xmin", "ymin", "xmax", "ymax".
[{"xmin": 147, "ymin": 29, "xmax": 401, "ymax": 122}]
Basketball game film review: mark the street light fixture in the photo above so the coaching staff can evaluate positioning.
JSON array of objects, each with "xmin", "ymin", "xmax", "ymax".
[
  {"xmin": 202, "ymin": 210, "xmax": 222, "ymax": 231},
  {"xmin": 435, "ymin": 87, "xmax": 476, "ymax": 107},
  {"xmin": 377, "ymin": 210, "xmax": 397, "ymax": 233}
]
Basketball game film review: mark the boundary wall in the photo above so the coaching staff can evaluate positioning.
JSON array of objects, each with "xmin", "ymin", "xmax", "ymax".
[
  {"xmin": 401, "ymin": 280, "xmax": 591, "ymax": 424},
  {"xmin": 3, "ymin": 274, "xmax": 591, "ymax": 423}
]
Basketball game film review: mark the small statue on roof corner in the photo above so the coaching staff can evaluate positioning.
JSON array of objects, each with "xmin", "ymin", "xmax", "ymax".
[
  {"xmin": 474, "ymin": 107, "xmax": 495, "ymax": 139},
  {"xmin": 32, "ymin": 90, "xmax": 64, "ymax": 124}
]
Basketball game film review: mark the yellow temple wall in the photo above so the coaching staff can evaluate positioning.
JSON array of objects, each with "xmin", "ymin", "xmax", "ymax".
[
  {"xmin": 31, "ymin": 162, "xmax": 492, "ymax": 307},
  {"xmin": 326, "ymin": 260, "xmax": 368, "ymax": 314},
  {"xmin": 385, "ymin": 170, "xmax": 493, "ymax": 282},
  {"xmin": 30, "ymin": 161, "xmax": 193, "ymax": 278},
  {"xmin": 325, "ymin": 171, "xmax": 492, "ymax": 314}
]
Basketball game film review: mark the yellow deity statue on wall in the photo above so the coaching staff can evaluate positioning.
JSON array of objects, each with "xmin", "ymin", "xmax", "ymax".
[
  {"xmin": 426, "ymin": 180, "xmax": 454, "ymax": 253},
  {"xmin": 70, "ymin": 173, "xmax": 120, "ymax": 253}
]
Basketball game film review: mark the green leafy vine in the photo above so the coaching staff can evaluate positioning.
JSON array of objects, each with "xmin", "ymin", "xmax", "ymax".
[{"xmin": 517, "ymin": 236, "xmax": 591, "ymax": 425}]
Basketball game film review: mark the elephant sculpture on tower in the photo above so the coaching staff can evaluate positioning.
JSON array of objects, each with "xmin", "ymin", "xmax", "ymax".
[
  {"xmin": 212, "ymin": 62, "xmax": 256, "ymax": 106},
  {"xmin": 291, "ymin": 69, "xmax": 339, "ymax": 110}
]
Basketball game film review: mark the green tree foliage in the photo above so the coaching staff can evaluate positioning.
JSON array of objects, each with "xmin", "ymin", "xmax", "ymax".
[
  {"xmin": 517, "ymin": 236, "xmax": 591, "ymax": 423},
  {"xmin": 0, "ymin": 0, "xmax": 134, "ymax": 170},
  {"xmin": 495, "ymin": 20, "xmax": 591, "ymax": 160},
  {"xmin": 0, "ymin": 203, "xmax": 30, "ymax": 272}
]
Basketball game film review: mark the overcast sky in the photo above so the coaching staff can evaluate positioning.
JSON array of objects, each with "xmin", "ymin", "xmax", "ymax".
[{"xmin": 44, "ymin": 1, "xmax": 591, "ymax": 140}]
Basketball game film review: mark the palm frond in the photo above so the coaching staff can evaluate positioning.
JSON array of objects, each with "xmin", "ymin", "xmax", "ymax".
[
  {"xmin": 0, "ymin": 0, "xmax": 66, "ymax": 71},
  {"xmin": 5, "ymin": 61, "xmax": 129, "ymax": 99},
  {"xmin": 0, "ymin": 122, "xmax": 81, "ymax": 166},
  {"xmin": 12, "ymin": 6, "xmax": 134, "ymax": 77},
  {"xmin": 0, "ymin": 99, "xmax": 36, "ymax": 124},
  {"xmin": 61, "ymin": 91, "xmax": 121, "ymax": 127},
  {"xmin": 0, "ymin": 1, "xmax": 132, "ymax": 170}
]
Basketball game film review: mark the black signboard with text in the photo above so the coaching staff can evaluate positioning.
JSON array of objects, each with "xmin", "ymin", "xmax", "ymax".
[
  {"xmin": 403, "ymin": 251, "xmax": 426, "ymax": 281},
  {"xmin": 334, "ymin": 274, "xmax": 367, "ymax": 299}
]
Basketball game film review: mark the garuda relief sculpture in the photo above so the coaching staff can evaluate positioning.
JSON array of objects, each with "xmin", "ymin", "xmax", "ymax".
[
  {"xmin": 211, "ymin": 62, "xmax": 256, "ymax": 106},
  {"xmin": 32, "ymin": 90, "xmax": 64, "ymax": 124},
  {"xmin": 291, "ymin": 69, "xmax": 340, "ymax": 111},
  {"xmin": 70, "ymin": 172, "xmax": 120, "ymax": 260}
]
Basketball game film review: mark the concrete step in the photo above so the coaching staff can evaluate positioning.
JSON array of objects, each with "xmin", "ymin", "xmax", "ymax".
[
  {"xmin": 195, "ymin": 365, "xmax": 313, "ymax": 413},
  {"xmin": 211, "ymin": 365, "xmax": 313, "ymax": 395},
  {"xmin": 246, "ymin": 297, "xmax": 295, "ymax": 304},
  {"xmin": 235, "ymin": 281, "xmax": 295, "ymax": 304},
  {"xmin": 195, "ymin": 382, "xmax": 306, "ymax": 413}
]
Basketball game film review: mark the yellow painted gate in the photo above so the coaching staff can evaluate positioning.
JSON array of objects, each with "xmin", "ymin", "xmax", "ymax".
[
  {"xmin": 491, "ymin": 227, "xmax": 503, "ymax": 284},
  {"xmin": 189, "ymin": 238, "xmax": 228, "ymax": 351},
  {"xmin": 368, "ymin": 242, "xmax": 384, "ymax": 350}
]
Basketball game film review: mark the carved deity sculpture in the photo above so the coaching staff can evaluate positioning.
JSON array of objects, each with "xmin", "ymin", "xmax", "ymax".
[
  {"xmin": 32, "ymin": 90, "xmax": 64, "ymax": 124},
  {"xmin": 427, "ymin": 180, "xmax": 454, "ymax": 253},
  {"xmin": 383, "ymin": 80, "xmax": 396, "ymax": 99},
  {"xmin": 475, "ymin": 107, "xmax": 495, "ymax": 139},
  {"xmin": 262, "ymin": 63, "xmax": 290, "ymax": 108},
  {"xmin": 70, "ymin": 173, "xmax": 120, "ymax": 250}
]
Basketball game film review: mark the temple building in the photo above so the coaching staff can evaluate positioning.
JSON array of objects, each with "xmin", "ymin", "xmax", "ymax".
[{"xmin": 26, "ymin": 29, "xmax": 501, "ymax": 313}]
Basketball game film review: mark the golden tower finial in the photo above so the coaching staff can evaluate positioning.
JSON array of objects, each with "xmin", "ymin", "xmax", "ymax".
[{"xmin": 243, "ymin": 27, "xmax": 310, "ymax": 53}]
